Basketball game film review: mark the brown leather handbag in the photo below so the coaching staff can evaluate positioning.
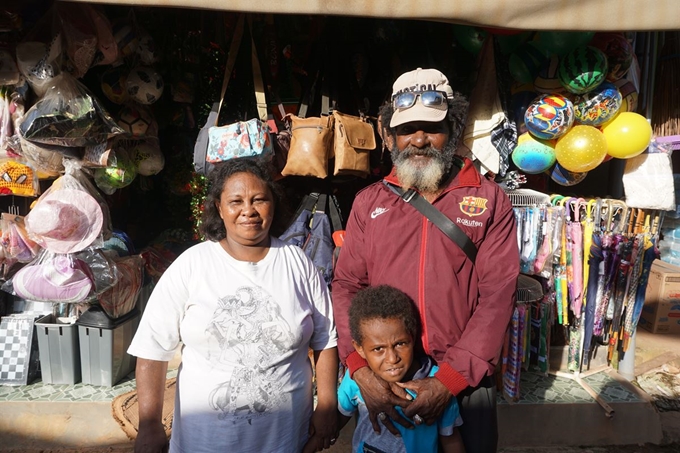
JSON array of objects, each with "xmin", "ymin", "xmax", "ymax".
[
  {"xmin": 332, "ymin": 111, "xmax": 376, "ymax": 177},
  {"xmin": 281, "ymin": 113, "xmax": 334, "ymax": 179}
]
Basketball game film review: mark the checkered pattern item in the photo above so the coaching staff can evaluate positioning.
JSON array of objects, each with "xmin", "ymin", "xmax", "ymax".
[{"xmin": 0, "ymin": 315, "xmax": 40, "ymax": 385}]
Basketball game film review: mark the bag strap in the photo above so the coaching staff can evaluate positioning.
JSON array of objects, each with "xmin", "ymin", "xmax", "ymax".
[
  {"xmin": 215, "ymin": 14, "xmax": 246, "ymax": 125},
  {"xmin": 328, "ymin": 194, "xmax": 343, "ymax": 232},
  {"xmin": 248, "ymin": 16, "xmax": 268, "ymax": 122},
  {"xmin": 382, "ymin": 181, "xmax": 477, "ymax": 263}
]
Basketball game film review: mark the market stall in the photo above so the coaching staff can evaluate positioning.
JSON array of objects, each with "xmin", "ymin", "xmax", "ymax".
[{"xmin": 0, "ymin": 0, "xmax": 677, "ymax": 414}]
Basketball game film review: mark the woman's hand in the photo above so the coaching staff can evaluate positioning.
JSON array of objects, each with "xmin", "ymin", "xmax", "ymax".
[
  {"xmin": 134, "ymin": 421, "xmax": 169, "ymax": 453},
  {"xmin": 301, "ymin": 405, "xmax": 339, "ymax": 452},
  {"xmin": 353, "ymin": 367, "xmax": 413, "ymax": 436},
  {"xmin": 398, "ymin": 377, "xmax": 452, "ymax": 425}
]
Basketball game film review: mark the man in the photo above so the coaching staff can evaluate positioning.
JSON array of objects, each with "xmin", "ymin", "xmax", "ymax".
[{"xmin": 332, "ymin": 68, "xmax": 519, "ymax": 452}]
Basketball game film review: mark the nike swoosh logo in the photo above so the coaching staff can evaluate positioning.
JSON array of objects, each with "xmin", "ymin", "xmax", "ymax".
[{"xmin": 371, "ymin": 208, "xmax": 389, "ymax": 219}]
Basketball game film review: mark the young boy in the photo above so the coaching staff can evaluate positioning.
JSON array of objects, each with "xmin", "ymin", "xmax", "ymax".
[{"xmin": 337, "ymin": 285, "xmax": 465, "ymax": 453}]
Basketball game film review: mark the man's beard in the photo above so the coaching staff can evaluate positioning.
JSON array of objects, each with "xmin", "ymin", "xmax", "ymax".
[{"xmin": 391, "ymin": 139, "xmax": 457, "ymax": 193}]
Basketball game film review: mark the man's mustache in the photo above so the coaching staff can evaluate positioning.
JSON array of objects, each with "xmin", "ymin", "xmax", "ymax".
[{"xmin": 396, "ymin": 145, "xmax": 442, "ymax": 159}]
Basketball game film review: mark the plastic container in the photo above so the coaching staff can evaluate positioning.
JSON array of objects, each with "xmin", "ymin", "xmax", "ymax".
[
  {"xmin": 35, "ymin": 314, "xmax": 81, "ymax": 385},
  {"xmin": 76, "ymin": 306, "xmax": 139, "ymax": 387}
]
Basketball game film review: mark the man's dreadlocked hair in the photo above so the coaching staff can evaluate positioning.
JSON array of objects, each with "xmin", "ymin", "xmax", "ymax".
[{"xmin": 378, "ymin": 92, "xmax": 469, "ymax": 147}]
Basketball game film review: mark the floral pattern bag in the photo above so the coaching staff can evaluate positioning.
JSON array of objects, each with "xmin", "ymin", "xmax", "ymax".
[{"xmin": 206, "ymin": 118, "xmax": 273, "ymax": 163}]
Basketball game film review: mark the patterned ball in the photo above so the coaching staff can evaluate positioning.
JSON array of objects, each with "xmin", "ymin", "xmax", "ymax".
[
  {"xmin": 126, "ymin": 66, "xmax": 164, "ymax": 105},
  {"xmin": 524, "ymin": 94, "xmax": 575, "ymax": 140},
  {"xmin": 132, "ymin": 141, "xmax": 165, "ymax": 176},
  {"xmin": 573, "ymin": 82, "xmax": 622, "ymax": 126},
  {"xmin": 590, "ymin": 33, "xmax": 634, "ymax": 82},
  {"xmin": 101, "ymin": 66, "xmax": 128, "ymax": 104},
  {"xmin": 551, "ymin": 163, "xmax": 588, "ymax": 186},
  {"xmin": 117, "ymin": 105, "xmax": 153, "ymax": 136},
  {"xmin": 512, "ymin": 133, "xmax": 556, "ymax": 174},
  {"xmin": 558, "ymin": 46, "xmax": 609, "ymax": 94}
]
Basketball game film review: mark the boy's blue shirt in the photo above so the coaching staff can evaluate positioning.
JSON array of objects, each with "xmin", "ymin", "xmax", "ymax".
[{"xmin": 337, "ymin": 356, "xmax": 461, "ymax": 453}]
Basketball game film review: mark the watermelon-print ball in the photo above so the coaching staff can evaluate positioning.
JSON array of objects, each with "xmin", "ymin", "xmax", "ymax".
[
  {"xmin": 524, "ymin": 94, "xmax": 575, "ymax": 140},
  {"xmin": 558, "ymin": 46, "xmax": 609, "ymax": 94}
]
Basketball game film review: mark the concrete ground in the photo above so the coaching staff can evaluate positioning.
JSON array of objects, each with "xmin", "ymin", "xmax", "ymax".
[{"xmin": 0, "ymin": 329, "xmax": 678, "ymax": 452}]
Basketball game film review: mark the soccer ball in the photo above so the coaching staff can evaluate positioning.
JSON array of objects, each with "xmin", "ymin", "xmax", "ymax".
[
  {"xmin": 126, "ymin": 66, "xmax": 164, "ymax": 105},
  {"xmin": 132, "ymin": 141, "xmax": 165, "ymax": 176},
  {"xmin": 136, "ymin": 31, "xmax": 159, "ymax": 65},
  {"xmin": 101, "ymin": 66, "xmax": 128, "ymax": 104},
  {"xmin": 112, "ymin": 22, "xmax": 139, "ymax": 58},
  {"xmin": 117, "ymin": 105, "xmax": 153, "ymax": 137}
]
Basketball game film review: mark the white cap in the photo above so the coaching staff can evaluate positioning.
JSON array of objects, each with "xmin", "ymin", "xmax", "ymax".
[{"xmin": 390, "ymin": 68, "xmax": 453, "ymax": 127}]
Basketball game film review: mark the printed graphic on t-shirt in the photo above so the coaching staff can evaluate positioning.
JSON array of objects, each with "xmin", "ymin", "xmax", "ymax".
[{"xmin": 205, "ymin": 286, "xmax": 298, "ymax": 422}]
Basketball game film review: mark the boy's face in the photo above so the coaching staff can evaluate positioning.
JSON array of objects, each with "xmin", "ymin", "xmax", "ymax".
[{"xmin": 352, "ymin": 317, "xmax": 415, "ymax": 383}]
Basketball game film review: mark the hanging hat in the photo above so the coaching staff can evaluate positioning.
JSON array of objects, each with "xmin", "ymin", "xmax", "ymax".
[{"xmin": 26, "ymin": 188, "xmax": 104, "ymax": 254}]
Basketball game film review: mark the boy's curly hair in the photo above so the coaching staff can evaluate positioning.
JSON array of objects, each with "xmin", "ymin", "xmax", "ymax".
[{"xmin": 349, "ymin": 285, "xmax": 421, "ymax": 344}]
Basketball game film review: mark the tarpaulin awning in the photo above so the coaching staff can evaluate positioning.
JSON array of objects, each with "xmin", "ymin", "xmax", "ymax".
[{"xmin": 63, "ymin": 0, "xmax": 680, "ymax": 31}]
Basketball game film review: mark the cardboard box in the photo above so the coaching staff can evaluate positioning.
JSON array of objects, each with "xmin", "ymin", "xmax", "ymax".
[{"xmin": 639, "ymin": 259, "xmax": 680, "ymax": 334}]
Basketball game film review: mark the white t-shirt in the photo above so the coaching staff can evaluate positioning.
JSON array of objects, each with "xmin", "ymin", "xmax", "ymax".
[{"xmin": 128, "ymin": 238, "xmax": 337, "ymax": 453}]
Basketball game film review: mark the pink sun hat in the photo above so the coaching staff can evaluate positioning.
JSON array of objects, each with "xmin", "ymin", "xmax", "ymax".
[{"xmin": 26, "ymin": 188, "xmax": 104, "ymax": 254}]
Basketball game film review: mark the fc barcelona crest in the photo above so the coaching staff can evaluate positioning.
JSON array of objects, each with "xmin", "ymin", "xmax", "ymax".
[{"xmin": 460, "ymin": 196, "xmax": 488, "ymax": 217}]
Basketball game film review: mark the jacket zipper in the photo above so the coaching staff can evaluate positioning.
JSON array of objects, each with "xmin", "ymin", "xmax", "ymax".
[{"xmin": 419, "ymin": 216, "xmax": 430, "ymax": 355}]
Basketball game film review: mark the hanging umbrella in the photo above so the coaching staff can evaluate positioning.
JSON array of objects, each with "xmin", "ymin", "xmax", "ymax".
[
  {"xmin": 567, "ymin": 198, "xmax": 585, "ymax": 319},
  {"xmin": 581, "ymin": 199, "xmax": 602, "ymax": 371}
]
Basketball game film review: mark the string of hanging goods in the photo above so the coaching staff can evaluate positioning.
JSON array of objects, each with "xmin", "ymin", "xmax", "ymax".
[{"xmin": 503, "ymin": 188, "xmax": 662, "ymax": 404}]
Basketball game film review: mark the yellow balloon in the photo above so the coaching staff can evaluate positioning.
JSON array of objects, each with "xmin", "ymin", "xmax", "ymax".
[
  {"xmin": 601, "ymin": 112, "xmax": 652, "ymax": 159},
  {"xmin": 554, "ymin": 125, "xmax": 608, "ymax": 173}
]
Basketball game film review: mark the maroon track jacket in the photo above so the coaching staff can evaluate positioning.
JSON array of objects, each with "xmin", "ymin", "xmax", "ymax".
[{"xmin": 332, "ymin": 158, "xmax": 520, "ymax": 396}]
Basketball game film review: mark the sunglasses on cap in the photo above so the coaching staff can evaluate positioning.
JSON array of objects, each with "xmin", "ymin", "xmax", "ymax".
[{"xmin": 392, "ymin": 90, "xmax": 448, "ymax": 109}]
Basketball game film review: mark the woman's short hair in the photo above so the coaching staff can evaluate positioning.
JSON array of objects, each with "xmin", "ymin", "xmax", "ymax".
[
  {"xmin": 349, "ymin": 285, "xmax": 421, "ymax": 344},
  {"xmin": 378, "ymin": 93, "xmax": 468, "ymax": 148},
  {"xmin": 199, "ymin": 157, "xmax": 286, "ymax": 241}
]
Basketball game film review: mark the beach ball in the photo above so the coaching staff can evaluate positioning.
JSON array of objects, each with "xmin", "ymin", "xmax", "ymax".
[
  {"xmin": 117, "ymin": 105, "xmax": 153, "ymax": 137},
  {"xmin": 615, "ymin": 79, "xmax": 639, "ymax": 112},
  {"xmin": 496, "ymin": 31, "xmax": 532, "ymax": 55},
  {"xmin": 590, "ymin": 33, "xmax": 634, "ymax": 82},
  {"xmin": 132, "ymin": 141, "xmax": 165, "ymax": 176},
  {"xmin": 509, "ymin": 41, "xmax": 550, "ymax": 84},
  {"xmin": 558, "ymin": 46, "xmax": 608, "ymax": 94},
  {"xmin": 525, "ymin": 94, "xmax": 575, "ymax": 140},
  {"xmin": 601, "ymin": 112, "xmax": 652, "ymax": 159},
  {"xmin": 534, "ymin": 55, "xmax": 567, "ymax": 94},
  {"xmin": 512, "ymin": 133, "xmax": 556, "ymax": 174},
  {"xmin": 551, "ymin": 162, "xmax": 588, "ymax": 186},
  {"xmin": 126, "ymin": 66, "xmax": 164, "ymax": 105},
  {"xmin": 112, "ymin": 22, "xmax": 138, "ymax": 58},
  {"xmin": 535, "ymin": 31, "xmax": 594, "ymax": 56},
  {"xmin": 554, "ymin": 125, "xmax": 607, "ymax": 172},
  {"xmin": 573, "ymin": 82, "xmax": 622, "ymax": 126},
  {"xmin": 101, "ymin": 66, "xmax": 128, "ymax": 104}
]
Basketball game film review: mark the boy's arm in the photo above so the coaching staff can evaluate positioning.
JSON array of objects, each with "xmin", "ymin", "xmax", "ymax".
[{"xmin": 440, "ymin": 430, "xmax": 465, "ymax": 453}]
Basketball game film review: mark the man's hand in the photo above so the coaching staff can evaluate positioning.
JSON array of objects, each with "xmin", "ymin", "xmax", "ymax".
[
  {"xmin": 398, "ymin": 377, "xmax": 452, "ymax": 425},
  {"xmin": 353, "ymin": 367, "xmax": 413, "ymax": 436}
]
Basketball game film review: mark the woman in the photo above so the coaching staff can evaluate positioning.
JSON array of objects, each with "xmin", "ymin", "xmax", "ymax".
[{"xmin": 128, "ymin": 157, "xmax": 338, "ymax": 453}]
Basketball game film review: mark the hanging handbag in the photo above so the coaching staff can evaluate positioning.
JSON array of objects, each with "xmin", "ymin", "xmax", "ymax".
[
  {"xmin": 201, "ymin": 15, "xmax": 274, "ymax": 166},
  {"xmin": 332, "ymin": 110, "xmax": 376, "ymax": 177},
  {"xmin": 281, "ymin": 72, "xmax": 334, "ymax": 179}
]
